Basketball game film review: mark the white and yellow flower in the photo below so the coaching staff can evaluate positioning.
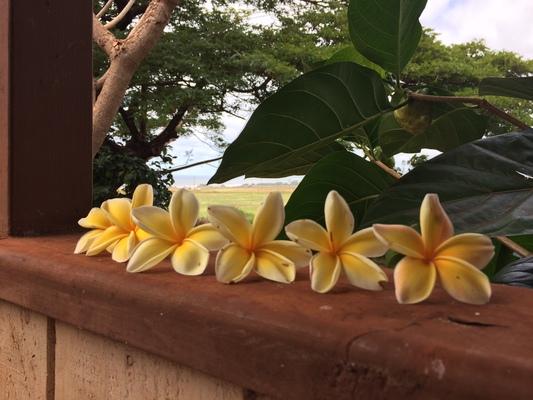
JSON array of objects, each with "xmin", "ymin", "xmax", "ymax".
[
  {"xmin": 74, "ymin": 207, "xmax": 112, "ymax": 255},
  {"xmin": 285, "ymin": 190, "xmax": 388, "ymax": 293},
  {"xmin": 127, "ymin": 189, "xmax": 227, "ymax": 275},
  {"xmin": 81, "ymin": 184, "xmax": 154, "ymax": 262},
  {"xmin": 373, "ymin": 193, "xmax": 494, "ymax": 305},
  {"xmin": 208, "ymin": 192, "xmax": 311, "ymax": 284}
]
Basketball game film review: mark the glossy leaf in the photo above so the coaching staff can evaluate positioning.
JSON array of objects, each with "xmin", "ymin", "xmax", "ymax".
[
  {"xmin": 348, "ymin": 0, "xmax": 427, "ymax": 76},
  {"xmin": 479, "ymin": 77, "xmax": 533, "ymax": 101},
  {"xmin": 362, "ymin": 131, "xmax": 533, "ymax": 236},
  {"xmin": 284, "ymin": 150, "xmax": 395, "ymax": 227},
  {"xmin": 209, "ymin": 62, "xmax": 391, "ymax": 183},
  {"xmin": 379, "ymin": 105, "xmax": 487, "ymax": 157},
  {"xmin": 325, "ymin": 46, "xmax": 386, "ymax": 77},
  {"xmin": 493, "ymin": 256, "xmax": 533, "ymax": 288}
]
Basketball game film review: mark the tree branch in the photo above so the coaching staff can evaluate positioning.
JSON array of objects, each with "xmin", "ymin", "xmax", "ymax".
[
  {"xmin": 92, "ymin": 0, "xmax": 180, "ymax": 157},
  {"xmin": 96, "ymin": 0, "xmax": 114, "ymax": 18},
  {"xmin": 92, "ymin": 14, "xmax": 117, "ymax": 57},
  {"xmin": 408, "ymin": 92, "xmax": 530, "ymax": 131},
  {"xmin": 104, "ymin": 0, "xmax": 136, "ymax": 30},
  {"xmin": 158, "ymin": 157, "xmax": 223, "ymax": 174}
]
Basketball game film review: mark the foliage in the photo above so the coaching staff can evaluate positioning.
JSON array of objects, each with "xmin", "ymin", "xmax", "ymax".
[
  {"xmin": 93, "ymin": 144, "xmax": 174, "ymax": 207},
  {"xmin": 211, "ymin": 0, "xmax": 533, "ymax": 280}
]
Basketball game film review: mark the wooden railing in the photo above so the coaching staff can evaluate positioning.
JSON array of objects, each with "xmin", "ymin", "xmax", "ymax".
[{"xmin": 1, "ymin": 2, "xmax": 533, "ymax": 400}]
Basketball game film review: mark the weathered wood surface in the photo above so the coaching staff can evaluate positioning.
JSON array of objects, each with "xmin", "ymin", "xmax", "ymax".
[
  {"xmin": 0, "ymin": 0, "xmax": 92, "ymax": 236},
  {"xmin": 55, "ymin": 322, "xmax": 243, "ymax": 400},
  {"xmin": 1, "ymin": 235, "xmax": 533, "ymax": 399},
  {"xmin": 0, "ymin": 300, "xmax": 50, "ymax": 400}
]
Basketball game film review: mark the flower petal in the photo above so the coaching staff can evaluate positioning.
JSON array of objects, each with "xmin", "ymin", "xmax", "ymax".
[
  {"xmin": 394, "ymin": 257, "xmax": 436, "ymax": 304},
  {"xmin": 127, "ymin": 238, "xmax": 177, "ymax": 273},
  {"xmin": 325, "ymin": 190, "xmax": 354, "ymax": 250},
  {"xmin": 285, "ymin": 220, "xmax": 331, "ymax": 252},
  {"xmin": 252, "ymin": 192, "xmax": 285, "ymax": 247},
  {"xmin": 170, "ymin": 189, "xmax": 199, "ymax": 237},
  {"xmin": 135, "ymin": 227, "xmax": 152, "ymax": 242},
  {"xmin": 78, "ymin": 208, "xmax": 110, "ymax": 230},
  {"xmin": 339, "ymin": 252, "xmax": 388, "ymax": 291},
  {"xmin": 102, "ymin": 198, "xmax": 133, "ymax": 231},
  {"xmin": 215, "ymin": 243, "xmax": 254, "ymax": 283},
  {"xmin": 340, "ymin": 227, "xmax": 388, "ymax": 257},
  {"xmin": 171, "ymin": 239, "xmax": 210, "ymax": 276},
  {"xmin": 188, "ymin": 224, "xmax": 228, "ymax": 251},
  {"xmin": 132, "ymin": 206, "xmax": 176, "ymax": 242},
  {"xmin": 86, "ymin": 226, "xmax": 128, "ymax": 256},
  {"xmin": 74, "ymin": 229, "xmax": 102, "ymax": 254},
  {"xmin": 255, "ymin": 249, "xmax": 295, "ymax": 283},
  {"xmin": 260, "ymin": 240, "xmax": 312, "ymax": 267},
  {"xmin": 310, "ymin": 252, "xmax": 341, "ymax": 293},
  {"xmin": 420, "ymin": 193, "xmax": 454, "ymax": 252},
  {"xmin": 131, "ymin": 184, "xmax": 154, "ymax": 209},
  {"xmin": 435, "ymin": 233, "xmax": 495, "ymax": 269},
  {"xmin": 208, "ymin": 206, "xmax": 252, "ymax": 248},
  {"xmin": 373, "ymin": 224, "xmax": 425, "ymax": 258},
  {"xmin": 434, "ymin": 256, "xmax": 491, "ymax": 304},
  {"xmin": 112, "ymin": 231, "xmax": 137, "ymax": 263}
]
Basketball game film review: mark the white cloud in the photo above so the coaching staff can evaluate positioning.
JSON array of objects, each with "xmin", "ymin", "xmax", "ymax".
[{"xmin": 422, "ymin": 0, "xmax": 533, "ymax": 58}]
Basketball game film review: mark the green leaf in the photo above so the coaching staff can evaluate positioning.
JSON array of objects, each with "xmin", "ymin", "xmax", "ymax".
[
  {"xmin": 493, "ymin": 256, "xmax": 533, "ymax": 288},
  {"xmin": 362, "ymin": 131, "xmax": 533, "ymax": 236},
  {"xmin": 284, "ymin": 150, "xmax": 395, "ymax": 227},
  {"xmin": 209, "ymin": 62, "xmax": 391, "ymax": 184},
  {"xmin": 348, "ymin": 0, "xmax": 428, "ymax": 77},
  {"xmin": 325, "ymin": 46, "xmax": 386, "ymax": 77},
  {"xmin": 479, "ymin": 77, "xmax": 533, "ymax": 101},
  {"xmin": 379, "ymin": 106, "xmax": 488, "ymax": 156},
  {"xmin": 483, "ymin": 239, "xmax": 517, "ymax": 281}
]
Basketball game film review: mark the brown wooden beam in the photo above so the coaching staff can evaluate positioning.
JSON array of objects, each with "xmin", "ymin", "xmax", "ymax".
[{"xmin": 0, "ymin": 0, "xmax": 93, "ymax": 236}]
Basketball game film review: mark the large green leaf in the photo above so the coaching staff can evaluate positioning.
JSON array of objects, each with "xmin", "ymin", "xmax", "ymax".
[
  {"xmin": 362, "ymin": 131, "xmax": 533, "ymax": 236},
  {"xmin": 348, "ymin": 0, "xmax": 427, "ymax": 77},
  {"xmin": 379, "ymin": 105, "xmax": 488, "ymax": 156},
  {"xmin": 479, "ymin": 77, "xmax": 533, "ymax": 101},
  {"xmin": 284, "ymin": 150, "xmax": 395, "ymax": 227},
  {"xmin": 209, "ymin": 62, "xmax": 391, "ymax": 183},
  {"xmin": 325, "ymin": 46, "xmax": 386, "ymax": 77}
]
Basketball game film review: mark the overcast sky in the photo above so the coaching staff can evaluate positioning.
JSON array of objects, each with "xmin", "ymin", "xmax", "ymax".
[{"xmin": 171, "ymin": 0, "xmax": 532, "ymax": 185}]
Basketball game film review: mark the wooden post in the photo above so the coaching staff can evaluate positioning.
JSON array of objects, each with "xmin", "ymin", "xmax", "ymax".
[{"xmin": 0, "ymin": 0, "xmax": 93, "ymax": 236}]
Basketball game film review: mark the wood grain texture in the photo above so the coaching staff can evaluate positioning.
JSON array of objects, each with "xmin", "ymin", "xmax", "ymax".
[
  {"xmin": 1, "ymin": 235, "xmax": 533, "ymax": 399},
  {"xmin": 55, "ymin": 322, "xmax": 244, "ymax": 400},
  {"xmin": 0, "ymin": 300, "xmax": 49, "ymax": 400},
  {"xmin": 1, "ymin": 0, "xmax": 92, "ymax": 236},
  {"xmin": 0, "ymin": 0, "xmax": 10, "ymax": 237}
]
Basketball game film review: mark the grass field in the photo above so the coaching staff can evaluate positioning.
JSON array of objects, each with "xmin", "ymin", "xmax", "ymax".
[{"xmin": 190, "ymin": 185, "xmax": 295, "ymax": 220}]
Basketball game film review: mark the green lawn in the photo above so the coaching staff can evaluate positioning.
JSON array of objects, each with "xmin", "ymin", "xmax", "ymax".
[{"xmin": 191, "ymin": 186, "xmax": 294, "ymax": 221}]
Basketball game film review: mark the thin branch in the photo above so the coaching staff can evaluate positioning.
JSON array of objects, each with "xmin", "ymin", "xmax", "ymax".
[
  {"xmin": 96, "ymin": 0, "xmax": 114, "ymax": 18},
  {"xmin": 495, "ymin": 236, "xmax": 531, "ymax": 258},
  {"xmin": 158, "ymin": 157, "xmax": 223, "ymax": 174},
  {"xmin": 408, "ymin": 92, "xmax": 530, "ymax": 131},
  {"xmin": 104, "ymin": 0, "xmax": 136, "ymax": 30}
]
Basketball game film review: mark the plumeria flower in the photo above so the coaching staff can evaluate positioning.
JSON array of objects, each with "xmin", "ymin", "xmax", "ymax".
[
  {"xmin": 208, "ymin": 192, "xmax": 312, "ymax": 284},
  {"xmin": 373, "ymin": 193, "xmax": 494, "ymax": 305},
  {"xmin": 127, "ymin": 189, "xmax": 228, "ymax": 275},
  {"xmin": 74, "ymin": 207, "xmax": 112, "ymax": 255},
  {"xmin": 82, "ymin": 184, "xmax": 154, "ymax": 262},
  {"xmin": 285, "ymin": 190, "xmax": 388, "ymax": 293}
]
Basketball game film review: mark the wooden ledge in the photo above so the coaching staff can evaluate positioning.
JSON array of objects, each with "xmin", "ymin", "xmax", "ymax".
[{"xmin": 1, "ymin": 235, "xmax": 533, "ymax": 399}]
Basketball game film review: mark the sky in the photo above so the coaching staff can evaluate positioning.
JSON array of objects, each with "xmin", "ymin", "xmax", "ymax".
[{"xmin": 171, "ymin": 0, "xmax": 532, "ymax": 186}]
